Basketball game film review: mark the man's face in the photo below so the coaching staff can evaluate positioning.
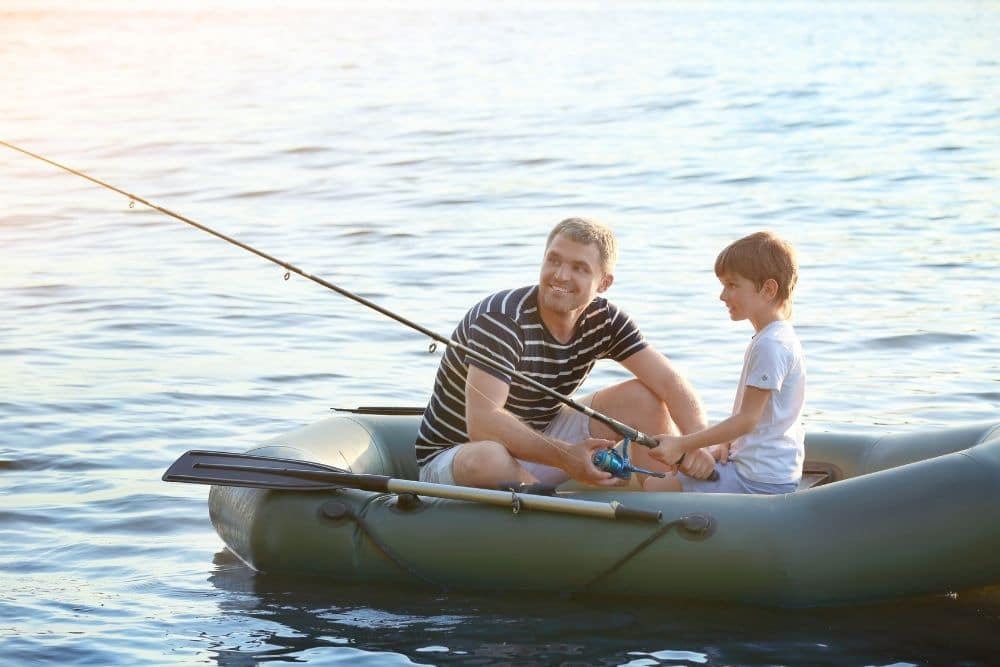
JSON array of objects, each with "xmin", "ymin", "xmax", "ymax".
[{"xmin": 537, "ymin": 233, "xmax": 612, "ymax": 316}]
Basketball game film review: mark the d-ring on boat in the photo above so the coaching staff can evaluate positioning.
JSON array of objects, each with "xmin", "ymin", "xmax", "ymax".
[{"xmin": 169, "ymin": 409, "xmax": 1000, "ymax": 608}]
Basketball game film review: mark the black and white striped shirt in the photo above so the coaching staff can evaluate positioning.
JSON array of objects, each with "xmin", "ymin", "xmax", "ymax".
[{"xmin": 415, "ymin": 285, "xmax": 647, "ymax": 465}]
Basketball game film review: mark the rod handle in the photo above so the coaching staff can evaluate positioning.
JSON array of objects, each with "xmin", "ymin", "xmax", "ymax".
[{"xmin": 611, "ymin": 502, "xmax": 662, "ymax": 523}]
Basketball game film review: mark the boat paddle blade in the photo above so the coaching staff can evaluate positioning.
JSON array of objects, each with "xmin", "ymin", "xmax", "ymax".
[{"xmin": 162, "ymin": 450, "xmax": 390, "ymax": 492}]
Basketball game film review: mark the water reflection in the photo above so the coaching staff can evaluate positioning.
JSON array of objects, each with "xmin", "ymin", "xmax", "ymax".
[
  {"xmin": 205, "ymin": 550, "xmax": 999, "ymax": 666},
  {"xmin": 4, "ymin": 2, "xmax": 998, "ymax": 665}
]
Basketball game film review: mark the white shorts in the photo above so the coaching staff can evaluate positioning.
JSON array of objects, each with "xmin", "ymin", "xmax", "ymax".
[{"xmin": 418, "ymin": 393, "xmax": 596, "ymax": 486}]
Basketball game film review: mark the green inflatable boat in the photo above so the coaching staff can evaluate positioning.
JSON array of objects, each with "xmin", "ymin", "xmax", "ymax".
[{"xmin": 189, "ymin": 410, "xmax": 1000, "ymax": 607}]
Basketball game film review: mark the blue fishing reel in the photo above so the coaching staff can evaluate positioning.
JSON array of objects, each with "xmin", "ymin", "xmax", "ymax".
[{"xmin": 592, "ymin": 437, "xmax": 666, "ymax": 480}]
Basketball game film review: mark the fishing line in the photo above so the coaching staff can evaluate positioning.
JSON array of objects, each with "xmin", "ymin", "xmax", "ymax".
[{"xmin": 1, "ymin": 140, "xmax": 670, "ymax": 468}]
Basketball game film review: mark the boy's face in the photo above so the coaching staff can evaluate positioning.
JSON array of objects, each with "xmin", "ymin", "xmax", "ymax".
[{"xmin": 717, "ymin": 271, "xmax": 774, "ymax": 325}]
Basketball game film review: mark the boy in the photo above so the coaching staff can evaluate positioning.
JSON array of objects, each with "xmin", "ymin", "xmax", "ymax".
[{"xmin": 646, "ymin": 231, "xmax": 805, "ymax": 494}]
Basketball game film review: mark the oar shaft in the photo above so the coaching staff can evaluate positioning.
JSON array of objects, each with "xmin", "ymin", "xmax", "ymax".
[{"xmin": 384, "ymin": 478, "xmax": 660, "ymax": 522}]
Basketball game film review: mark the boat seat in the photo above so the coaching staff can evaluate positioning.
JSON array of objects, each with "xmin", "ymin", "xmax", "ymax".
[
  {"xmin": 796, "ymin": 461, "xmax": 842, "ymax": 491},
  {"xmin": 797, "ymin": 472, "xmax": 829, "ymax": 490}
]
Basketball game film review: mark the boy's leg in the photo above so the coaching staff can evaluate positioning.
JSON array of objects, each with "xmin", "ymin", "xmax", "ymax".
[{"xmin": 641, "ymin": 474, "xmax": 683, "ymax": 492}]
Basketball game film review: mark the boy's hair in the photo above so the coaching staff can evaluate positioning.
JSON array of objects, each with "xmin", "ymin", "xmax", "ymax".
[
  {"xmin": 715, "ymin": 231, "xmax": 798, "ymax": 309},
  {"xmin": 546, "ymin": 217, "xmax": 618, "ymax": 274}
]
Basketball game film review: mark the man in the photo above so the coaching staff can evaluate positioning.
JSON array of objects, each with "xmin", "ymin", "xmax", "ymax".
[{"xmin": 415, "ymin": 217, "xmax": 711, "ymax": 488}]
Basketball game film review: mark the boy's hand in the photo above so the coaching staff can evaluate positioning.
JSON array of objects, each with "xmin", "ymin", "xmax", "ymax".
[
  {"xmin": 679, "ymin": 448, "xmax": 716, "ymax": 480},
  {"xmin": 710, "ymin": 442, "xmax": 732, "ymax": 463},
  {"xmin": 648, "ymin": 435, "xmax": 686, "ymax": 473}
]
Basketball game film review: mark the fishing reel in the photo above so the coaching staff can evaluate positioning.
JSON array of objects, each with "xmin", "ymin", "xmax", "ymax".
[{"xmin": 592, "ymin": 437, "xmax": 666, "ymax": 480}]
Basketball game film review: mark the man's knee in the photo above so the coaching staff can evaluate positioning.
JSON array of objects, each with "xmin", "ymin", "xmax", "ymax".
[
  {"xmin": 622, "ymin": 379, "xmax": 666, "ymax": 411},
  {"xmin": 592, "ymin": 379, "xmax": 672, "ymax": 434},
  {"xmin": 451, "ymin": 440, "xmax": 516, "ymax": 485}
]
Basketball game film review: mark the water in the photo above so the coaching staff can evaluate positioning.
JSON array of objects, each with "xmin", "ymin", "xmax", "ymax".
[{"xmin": 1, "ymin": 1, "xmax": 998, "ymax": 664}]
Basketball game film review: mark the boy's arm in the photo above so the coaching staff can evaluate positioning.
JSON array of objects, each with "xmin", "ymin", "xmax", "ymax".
[{"xmin": 648, "ymin": 386, "xmax": 770, "ymax": 468}]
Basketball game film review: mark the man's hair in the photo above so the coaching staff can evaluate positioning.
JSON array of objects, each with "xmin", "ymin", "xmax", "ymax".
[
  {"xmin": 715, "ymin": 231, "xmax": 799, "ymax": 307},
  {"xmin": 546, "ymin": 217, "xmax": 618, "ymax": 273}
]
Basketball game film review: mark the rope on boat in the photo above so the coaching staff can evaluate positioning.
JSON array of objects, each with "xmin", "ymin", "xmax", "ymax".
[
  {"xmin": 579, "ymin": 513, "xmax": 715, "ymax": 592},
  {"xmin": 323, "ymin": 494, "xmax": 713, "ymax": 593},
  {"xmin": 322, "ymin": 495, "xmax": 446, "ymax": 591}
]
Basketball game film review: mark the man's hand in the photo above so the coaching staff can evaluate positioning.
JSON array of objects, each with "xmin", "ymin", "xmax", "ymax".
[{"xmin": 567, "ymin": 437, "xmax": 619, "ymax": 486}]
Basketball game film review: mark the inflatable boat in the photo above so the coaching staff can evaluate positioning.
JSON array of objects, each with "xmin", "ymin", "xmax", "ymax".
[{"xmin": 175, "ymin": 409, "xmax": 1000, "ymax": 607}]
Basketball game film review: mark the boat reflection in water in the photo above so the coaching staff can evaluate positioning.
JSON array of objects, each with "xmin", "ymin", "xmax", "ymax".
[{"xmin": 205, "ymin": 549, "xmax": 1000, "ymax": 666}]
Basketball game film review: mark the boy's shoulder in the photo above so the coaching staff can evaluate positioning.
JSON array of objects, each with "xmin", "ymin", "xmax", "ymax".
[
  {"xmin": 760, "ymin": 318, "xmax": 798, "ymax": 336},
  {"xmin": 755, "ymin": 320, "xmax": 802, "ymax": 352}
]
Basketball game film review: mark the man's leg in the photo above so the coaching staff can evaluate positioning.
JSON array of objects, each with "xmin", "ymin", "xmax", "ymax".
[
  {"xmin": 450, "ymin": 440, "xmax": 540, "ymax": 488},
  {"xmin": 448, "ymin": 398, "xmax": 596, "ymax": 488},
  {"xmin": 589, "ymin": 379, "xmax": 675, "ymax": 442},
  {"xmin": 589, "ymin": 379, "xmax": 677, "ymax": 475}
]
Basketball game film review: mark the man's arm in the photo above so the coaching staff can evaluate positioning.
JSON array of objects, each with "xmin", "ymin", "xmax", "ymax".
[
  {"xmin": 619, "ymin": 346, "xmax": 708, "ymax": 434},
  {"xmin": 465, "ymin": 366, "xmax": 614, "ymax": 483}
]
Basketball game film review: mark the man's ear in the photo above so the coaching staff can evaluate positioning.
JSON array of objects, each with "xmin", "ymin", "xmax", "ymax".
[{"xmin": 599, "ymin": 273, "xmax": 615, "ymax": 293}]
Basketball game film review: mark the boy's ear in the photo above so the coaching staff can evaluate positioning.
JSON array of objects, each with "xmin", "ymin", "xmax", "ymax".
[
  {"xmin": 762, "ymin": 278, "xmax": 779, "ymax": 300},
  {"xmin": 598, "ymin": 272, "xmax": 614, "ymax": 293}
]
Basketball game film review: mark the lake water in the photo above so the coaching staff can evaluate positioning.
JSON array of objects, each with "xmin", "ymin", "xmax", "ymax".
[{"xmin": 1, "ymin": 1, "xmax": 998, "ymax": 664}]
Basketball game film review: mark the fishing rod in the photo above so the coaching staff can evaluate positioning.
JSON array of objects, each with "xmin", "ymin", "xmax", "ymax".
[{"xmin": 2, "ymin": 140, "xmax": 696, "ymax": 478}]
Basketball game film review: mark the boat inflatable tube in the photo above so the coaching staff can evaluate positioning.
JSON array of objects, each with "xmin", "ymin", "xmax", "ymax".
[{"xmin": 208, "ymin": 413, "xmax": 1000, "ymax": 607}]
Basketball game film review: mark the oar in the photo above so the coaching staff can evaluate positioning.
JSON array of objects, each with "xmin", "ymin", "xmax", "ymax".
[{"xmin": 163, "ymin": 450, "xmax": 662, "ymax": 523}]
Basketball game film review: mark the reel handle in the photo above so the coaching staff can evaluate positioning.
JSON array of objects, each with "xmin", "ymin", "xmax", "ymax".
[{"xmin": 592, "ymin": 448, "xmax": 666, "ymax": 480}]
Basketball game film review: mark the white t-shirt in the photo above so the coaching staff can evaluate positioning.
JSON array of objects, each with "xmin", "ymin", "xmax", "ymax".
[{"xmin": 729, "ymin": 319, "xmax": 805, "ymax": 484}]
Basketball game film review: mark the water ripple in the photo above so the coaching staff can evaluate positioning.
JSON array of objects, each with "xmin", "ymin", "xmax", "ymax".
[
  {"xmin": 1, "ymin": 3, "xmax": 998, "ymax": 666},
  {"xmin": 867, "ymin": 332, "xmax": 980, "ymax": 349}
]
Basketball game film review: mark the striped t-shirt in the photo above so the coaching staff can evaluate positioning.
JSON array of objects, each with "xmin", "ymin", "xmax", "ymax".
[{"xmin": 415, "ymin": 285, "xmax": 647, "ymax": 465}]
